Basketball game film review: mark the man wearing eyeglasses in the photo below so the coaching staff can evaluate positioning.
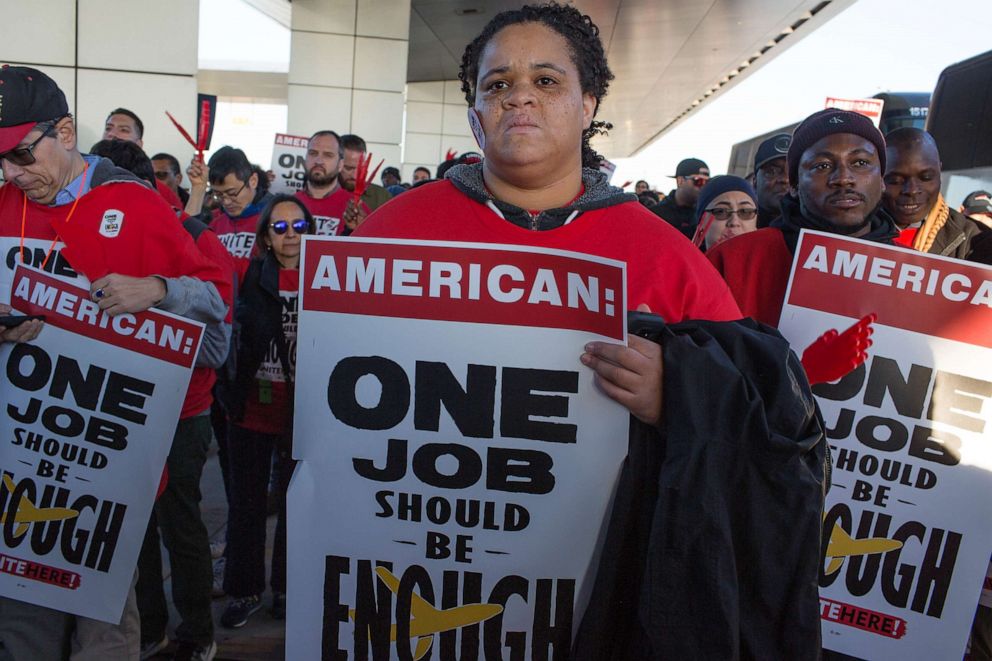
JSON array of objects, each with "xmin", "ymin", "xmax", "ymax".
[
  {"xmin": 650, "ymin": 157, "xmax": 710, "ymax": 239},
  {"xmin": 0, "ymin": 65, "xmax": 229, "ymax": 661},
  {"xmin": 707, "ymin": 109, "xmax": 899, "ymax": 327},
  {"xmin": 190, "ymin": 146, "xmax": 273, "ymax": 284}
]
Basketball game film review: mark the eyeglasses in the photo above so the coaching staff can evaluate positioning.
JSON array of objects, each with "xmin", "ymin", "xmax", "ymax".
[
  {"xmin": 704, "ymin": 207, "xmax": 758, "ymax": 221},
  {"xmin": 270, "ymin": 219, "xmax": 309, "ymax": 235},
  {"xmin": 0, "ymin": 120, "xmax": 60, "ymax": 167},
  {"xmin": 208, "ymin": 180, "xmax": 248, "ymax": 201}
]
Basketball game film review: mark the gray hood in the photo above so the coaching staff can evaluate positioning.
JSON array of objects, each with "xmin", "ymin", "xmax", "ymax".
[
  {"xmin": 88, "ymin": 155, "xmax": 155, "ymax": 190},
  {"xmin": 446, "ymin": 162, "xmax": 636, "ymax": 231}
]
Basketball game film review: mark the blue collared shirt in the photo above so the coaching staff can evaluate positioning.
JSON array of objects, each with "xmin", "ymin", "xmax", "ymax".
[{"xmin": 52, "ymin": 154, "xmax": 101, "ymax": 207}]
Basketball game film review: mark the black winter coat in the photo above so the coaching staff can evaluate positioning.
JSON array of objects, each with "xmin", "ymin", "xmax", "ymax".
[
  {"xmin": 574, "ymin": 318, "xmax": 826, "ymax": 660},
  {"xmin": 927, "ymin": 208, "xmax": 986, "ymax": 260},
  {"xmin": 226, "ymin": 252, "xmax": 294, "ymax": 423}
]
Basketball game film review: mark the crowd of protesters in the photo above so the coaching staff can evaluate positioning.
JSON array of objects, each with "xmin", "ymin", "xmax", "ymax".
[{"xmin": 2, "ymin": 2, "xmax": 992, "ymax": 660}]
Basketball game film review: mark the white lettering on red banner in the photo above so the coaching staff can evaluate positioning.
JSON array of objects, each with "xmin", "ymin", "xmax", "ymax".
[
  {"xmin": 303, "ymin": 237, "xmax": 624, "ymax": 340},
  {"xmin": 789, "ymin": 234, "xmax": 992, "ymax": 348},
  {"xmin": 10, "ymin": 267, "xmax": 202, "ymax": 368}
]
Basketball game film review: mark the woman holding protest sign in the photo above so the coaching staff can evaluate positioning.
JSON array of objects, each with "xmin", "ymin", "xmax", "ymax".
[
  {"xmin": 220, "ymin": 194, "xmax": 313, "ymax": 629},
  {"xmin": 354, "ymin": 3, "xmax": 826, "ymax": 658}
]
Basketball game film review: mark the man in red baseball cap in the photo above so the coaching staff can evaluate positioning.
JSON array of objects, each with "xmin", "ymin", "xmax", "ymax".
[{"xmin": 0, "ymin": 65, "xmax": 229, "ymax": 661}]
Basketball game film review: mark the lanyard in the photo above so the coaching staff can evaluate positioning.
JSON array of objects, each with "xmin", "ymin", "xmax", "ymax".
[{"xmin": 19, "ymin": 160, "xmax": 89, "ymax": 269}]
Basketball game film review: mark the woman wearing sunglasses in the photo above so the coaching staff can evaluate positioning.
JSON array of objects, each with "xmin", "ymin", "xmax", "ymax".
[
  {"xmin": 220, "ymin": 194, "xmax": 314, "ymax": 628},
  {"xmin": 692, "ymin": 175, "xmax": 760, "ymax": 251}
]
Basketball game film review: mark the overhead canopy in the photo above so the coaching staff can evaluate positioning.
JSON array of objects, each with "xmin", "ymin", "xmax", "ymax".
[{"xmin": 409, "ymin": 0, "xmax": 855, "ymax": 158}]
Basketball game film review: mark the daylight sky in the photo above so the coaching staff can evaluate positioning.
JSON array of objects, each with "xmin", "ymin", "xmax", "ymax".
[{"xmin": 199, "ymin": 0, "xmax": 991, "ymax": 189}]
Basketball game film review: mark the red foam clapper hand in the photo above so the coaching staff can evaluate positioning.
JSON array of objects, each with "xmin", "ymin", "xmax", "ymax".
[
  {"xmin": 353, "ymin": 153, "xmax": 384, "ymax": 202},
  {"xmin": 800, "ymin": 313, "xmax": 877, "ymax": 386}
]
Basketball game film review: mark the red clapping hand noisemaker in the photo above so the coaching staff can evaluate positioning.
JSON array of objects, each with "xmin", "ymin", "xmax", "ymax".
[
  {"xmin": 691, "ymin": 212, "xmax": 716, "ymax": 248},
  {"xmin": 445, "ymin": 149, "xmax": 458, "ymax": 161},
  {"xmin": 353, "ymin": 152, "xmax": 384, "ymax": 203},
  {"xmin": 165, "ymin": 110, "xmax": 209, "ymax": 162},
  {"xmin": 801, "ymin": 313, "xmax": 877, "ymax": 386}
]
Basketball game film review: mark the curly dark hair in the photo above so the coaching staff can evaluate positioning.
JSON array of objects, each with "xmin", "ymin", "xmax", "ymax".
[{"xmin": 458, "ymin": 2, "xmax": 614, "ymax": 170}]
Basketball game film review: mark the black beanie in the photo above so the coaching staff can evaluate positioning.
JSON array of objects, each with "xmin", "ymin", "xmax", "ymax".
[
  {"xmin": 695, "ymin": 175, "xmax": 757, "ymax": 221},
  {"xmin": 787, "ymin": 108, "xmax": 886, "ymax": 187}
]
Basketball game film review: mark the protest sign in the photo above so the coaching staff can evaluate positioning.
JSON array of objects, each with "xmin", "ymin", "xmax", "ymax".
[
  {"xmin": 824, "ymin": 97, "xmax": 885, "ymax": 127},
  {"xmin": 287, "ymin": 237, "xmax": 630, "ymax": 660},
  {"xmin": 0, "ymin": 264, "xmax": 203, "ymax": 623},
  {"xmin": 778, "ymin": 230, "xmax": 992, "ymax": 660},
  {"xmin": 270, "ymin": 133, "xmax": 309, "ymax": 195}
]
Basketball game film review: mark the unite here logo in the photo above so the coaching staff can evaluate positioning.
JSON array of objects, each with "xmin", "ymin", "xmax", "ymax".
[{"xmin": 99, "ymin": 209, "xmax": 124, "ymax": 238}]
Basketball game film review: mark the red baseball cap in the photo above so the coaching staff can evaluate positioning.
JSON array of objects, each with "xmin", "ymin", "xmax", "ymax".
[{"xmin": 0, "ymin": 65, "xmax": 69, "ymax": 152}]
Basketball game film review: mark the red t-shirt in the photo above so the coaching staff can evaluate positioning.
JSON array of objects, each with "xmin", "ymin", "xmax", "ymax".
[
  {"xmin": 295, "ymin": 187, "xmax": 356, "ymax": 236},
  {"xmin": 210, "ymin": 208, "xmax": 261, "ymax": 284},
  {"xmin": 354, "ymin": 180, "xmax": 741, "ymax": 323},
  {"xmin": 240, "ymin": 268, "xmax": 298, "ymax": 435}
]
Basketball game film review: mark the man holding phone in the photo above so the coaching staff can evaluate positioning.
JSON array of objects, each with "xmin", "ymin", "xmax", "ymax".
[{"xmin": 0, "ymin": 65, "xmax": 230, "ymax": 661}]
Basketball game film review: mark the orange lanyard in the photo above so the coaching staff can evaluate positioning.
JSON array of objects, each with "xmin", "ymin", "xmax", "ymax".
[{"xmin": 19, "ymin": 160, "xmax": 89, "ymax": 269}]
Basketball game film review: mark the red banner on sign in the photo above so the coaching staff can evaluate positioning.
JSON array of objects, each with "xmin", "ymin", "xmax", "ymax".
[
  {"xmin": 302, "ymin": 239, "xmax": 626, "ymax": 340},
  {"xmin": 787, "ymin": 233, "xmax": 992, "ymax": 349},
  {"xmin": 820, "ymin": 597, "xmax": 907, "ymax": 639},
  {"xmin": 9, "ymin": 267, "xmax": 203, "ymax": 368},
  {"xmin": 0, "ymin": 553, "xmax": 81, "ymax": 590}
]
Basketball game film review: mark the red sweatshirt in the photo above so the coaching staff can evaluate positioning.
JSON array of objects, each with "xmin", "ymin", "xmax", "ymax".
[
  {"xmin": 177, "ymin": 213, "xmax": 235, "ymax": 418},
  {"xmin": 705, "ymin": 227, "xmax": 792, "ymax": 327},
  {"xmin": 0, "ymin": 180, "xmax": 231, "ymax": 417},
  {"xmin": 211, "ymin": 208, "xmax": 261, "ymax": 284},
  {"xmin": 354, "ymin": 180, "xmax": 741, "ymax": 323}
]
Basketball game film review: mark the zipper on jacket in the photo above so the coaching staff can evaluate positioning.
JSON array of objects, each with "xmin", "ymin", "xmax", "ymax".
[{"xmin": 529, "ymin": 211, "xmax": 539, "ymax": 230}]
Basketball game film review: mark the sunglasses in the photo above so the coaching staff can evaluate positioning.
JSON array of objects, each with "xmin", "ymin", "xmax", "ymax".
[
  {"xmin": 0, "ymin": 120, "xmax": 61, "ymax": 167},
  {"xmin": 704, "ymin": 207, "xmax": 758, "ymax": 221},
  {"xmin": 270, "ymin": 219, "xmax": 309, "ymax": 235},
  {"xmin": 687, "ymin": 176, "xmax": 709, "ymax": 188}
]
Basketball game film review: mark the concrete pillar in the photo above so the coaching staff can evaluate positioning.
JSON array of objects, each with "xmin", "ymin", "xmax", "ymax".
[
  {"xmin": 402, "ymin": 80, "xmax": 479, "ymax": 181},
  {"xmin": 288, "ymin": 0, "xmax": 411, "ymax": 172},
  {"xmin": 1, "ymin": 0, "xmax": 200, "ymax": 162}
]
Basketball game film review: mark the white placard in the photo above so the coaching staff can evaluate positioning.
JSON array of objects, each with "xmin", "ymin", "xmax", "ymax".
[
  {"xmin": 287, "ymin": 236, "xmax": 631, "ymax": 659},
  {"xmin": 0, "ymin": 265, "xmax": 202, "ymax": 623},
  {"xmin": 270, "ymin": 133, "xmax": 309, "ymax": 195},
  {"xmin": 778, "ymin": 230, "xmax": 992, "ymax": 660}
]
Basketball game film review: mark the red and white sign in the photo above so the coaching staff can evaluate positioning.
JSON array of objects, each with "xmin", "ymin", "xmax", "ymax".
[
  {"xmin": 287, "ymin": 237, "xmax": 630, "ymax": 659},
  {"xmin": 778, "ymin": 231, "xmax": 992, "ymax": 661},
  {"xmin": 824, "ymin": 97, "xmax": 885, "ymax": 127},
  {"xmin": 270, "ymin": 132, "xmax": 309, "ymax": 195},
  {"xmin": 0, "ymin": 264, "xmax": 203, "ymax": 623}
]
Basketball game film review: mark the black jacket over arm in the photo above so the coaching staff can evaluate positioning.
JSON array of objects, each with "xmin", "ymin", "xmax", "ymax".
[
  {"xmin": 574, "ymin": 318, "xmax": 826, "ymax": 661},
  {"xmin": 225, "ymin": 252, "xmax": 294, "ymax": 423}
]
